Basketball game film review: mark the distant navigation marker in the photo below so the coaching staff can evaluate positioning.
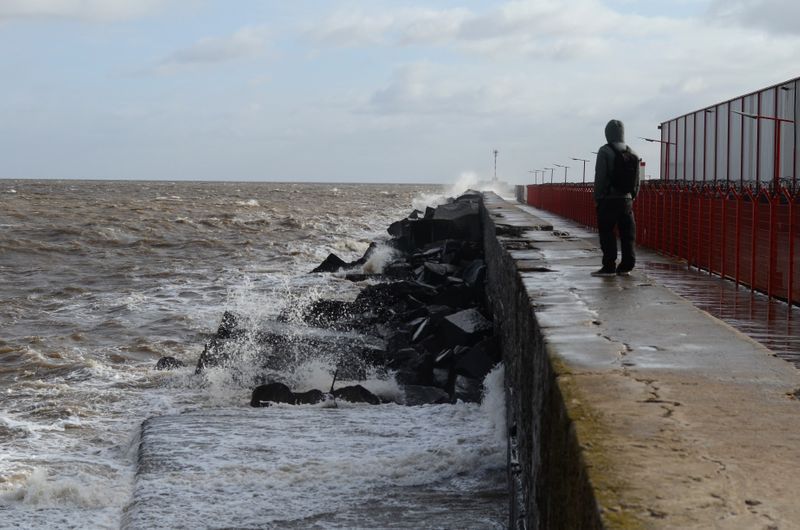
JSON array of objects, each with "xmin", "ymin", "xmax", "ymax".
[{"xmin": 493, "ymin": 149, "xmax": 499, "ymax": 183}]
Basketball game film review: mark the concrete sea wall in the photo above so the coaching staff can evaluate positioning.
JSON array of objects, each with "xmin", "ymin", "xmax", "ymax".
[{"xmin": 481, "ymin": 194, "xmax": 602, "ymax": 529}]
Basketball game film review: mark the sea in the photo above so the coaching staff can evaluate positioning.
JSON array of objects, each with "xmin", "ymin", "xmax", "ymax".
[{"xmin": 0, "ymin": 180, "xmax": 509, "ymax": 529}]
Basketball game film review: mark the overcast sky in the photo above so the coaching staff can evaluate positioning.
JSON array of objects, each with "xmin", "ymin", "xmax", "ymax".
[{"xmin": 1, "ymin": 0, "xmax": 799, "ymax": 184}]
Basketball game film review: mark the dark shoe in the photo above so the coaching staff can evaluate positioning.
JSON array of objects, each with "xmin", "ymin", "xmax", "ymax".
[
  {"xmin": 616, "ymin": 266, "xmax": 633, "ymax": 276},
  {"xmin": 591, "ymin": 266, "xmax": 616, "ymax": 277}
]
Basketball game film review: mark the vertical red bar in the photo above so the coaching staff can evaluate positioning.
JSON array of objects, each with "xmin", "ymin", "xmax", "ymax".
[
  {"xmin": 722, "ymin": 193, "xmax": 728, "ymax": 279},
  {"xmin": 789, "ymin": 197, "xmax": 795, "ymax": 306},
  {"xmin": 751, "ymin": 191, "xmax": 758, "ymax": 292},
  {"xmin": 714, "ymin": 105, "xmax": 719, "ymax": 183},
  {"xmin": 736, "ymin": 193, "xmax": 742, "ymax": 287},
  {"xmin": 768, "ymin": 195, "xmax": 776, "ymax": 298},
  {"xmin": 708, "ymin": 188, "xmax": 714, "ymax": 273}
]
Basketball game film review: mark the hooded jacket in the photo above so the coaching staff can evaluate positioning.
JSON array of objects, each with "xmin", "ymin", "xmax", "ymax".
[{"xmin": 593, "ymin": 119, "xmax": 641, "ymax": 203}]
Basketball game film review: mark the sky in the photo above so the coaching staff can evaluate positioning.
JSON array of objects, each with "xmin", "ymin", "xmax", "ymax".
[{"xmin": 1, "ymin": 0, "xmax": 799, "ymax": 184}]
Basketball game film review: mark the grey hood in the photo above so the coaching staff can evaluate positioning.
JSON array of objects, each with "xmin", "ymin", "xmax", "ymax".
[{"xmin": 605, "ymin": 119, "xmax": 626, "ymax": 150}]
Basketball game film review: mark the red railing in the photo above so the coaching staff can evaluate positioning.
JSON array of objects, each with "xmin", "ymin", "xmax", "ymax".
[{"xmin": 526, "ymin": 181, "xmax": 800, "ymax": 306}]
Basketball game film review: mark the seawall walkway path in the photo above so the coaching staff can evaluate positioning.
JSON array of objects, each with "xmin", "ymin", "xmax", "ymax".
[{"xmin": 484, "ymin": 193, "xmax": 800, "ymax": 529}]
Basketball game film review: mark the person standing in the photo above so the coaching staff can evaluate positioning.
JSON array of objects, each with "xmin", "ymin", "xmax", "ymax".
[{"xmin": 591, "ymin": 119, "xmax": 641, "ymax": 277}]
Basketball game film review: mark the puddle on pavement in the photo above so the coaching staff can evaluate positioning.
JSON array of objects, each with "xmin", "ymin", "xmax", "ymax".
[{"xmin": 642, "ymin": 262, "xmax": 800, "ymax": 368}]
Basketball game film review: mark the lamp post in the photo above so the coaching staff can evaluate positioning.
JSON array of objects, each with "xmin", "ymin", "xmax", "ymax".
[
  {"xmin": 544, "ymin": 167, "xmax": 554, "ymax": 184},
  {"xmin": 527, "ymin": 170, "xmax": 537, "ymax": 185},
  {"xmin": 570, "ymin": 157, "xmax": 590, "ymax": 183},
  {"xmin": 732, "ymin": 109, "xmax": 795, "ymax": 190},
  {"xmin": 554, "ymin": 163, "xmax": 570, "ymax": 183},
  {"xmin": 640, "ymin": 137, "xmax": 677, "ymax": 181}
]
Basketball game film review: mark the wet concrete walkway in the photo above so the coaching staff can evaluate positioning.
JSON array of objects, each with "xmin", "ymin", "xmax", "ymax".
[
  {"xmin": 515, "ymin": 203, "xmax": 800, "ymax": 369},
  {"xmin": 488, "ymin": 195, "xmax": 800, "ymax": 529}
]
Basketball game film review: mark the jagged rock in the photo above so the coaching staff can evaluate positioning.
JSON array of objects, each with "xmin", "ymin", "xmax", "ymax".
[
  {"xmin": 297, "ymin": 299, "xmax": 354, "ymax": 328},
  {"xmin": 430, "ymin": 283, "xmax": 476, "ymax": 308},
  {"xmin": 196, "ymin": 321, "xmax": 385, "ymax": 375},
  {"xmin": 410, "ymin": 317, "xmax": 430, "ymax": 343},
  {"xmin": 432, "ymin": 200, "xmax": 481, "ymax": 242},
  {"xmin": 251, "ymin": 382, "xmax": 295, "ymax": 407},
  {"xmin": 462, "ymin": 259, "xmax": 486, "ymax": 288},
  {"xmin": 311, "ymin": 253, "xmax": 348, "ymax": 273},
  {"xmin": 351, "ymin": 242, "xmax": 379, "ymax": 267},
  {"xmin": 216, "ymin": 311, "xmax": 241, "ymax": 339},
  {"xmin": 383, "ymin": 261, "xmax": 413, "ymax": 279},
  {"xmin": 353, "ymin": 281, "xmax": 437, "ymax": 313},
  {"xmin": 394, "ymin": 351, "xmax": 435, "ymax": 386},
  {"xmin": 408, "ymin": 209, "xmax": 423, "ymax": 219},
  {"xmin": 453, "ymin": 375, "xmax": 482, "ymax": 403},
  {"xmin": 385, "ymin": 330, "xmax": 412, "ymax": 354},
  {"xmin": 441, "ymin": 308, "xmax": 493, "ymax": 347},
  {"xmin": 420, "ymin": 262, "xmax": 457, "ymax": 285},
  {"xmin": 332, "ymin": 385, "xmax": 380, "ymax": 405},
  {"xmin": 155, "ymin": 356, "xmax": 185, "ymax": 371},
  {"xmin": 424, "ymin": 206, "xmax": 436, "ymax": 219},
  {"xmin": 402, "ymin": 385, "xmax": 451, "ymax": 406},
  {"xmin": 454, "ymin": 337, "xmax": 497, "ymax": 380},
  {"xmin": 387, "ymin": 347, "xmax": 420, "ymax": 368},
  {"xmin": 293, "ymin": 389, "xmax": 326, "ymax": 405}
]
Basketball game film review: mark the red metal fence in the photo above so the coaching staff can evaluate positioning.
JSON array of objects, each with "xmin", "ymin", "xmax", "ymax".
[{"xmin": 526, "ymin": 182, "xmax": 800, "ymax": 306}]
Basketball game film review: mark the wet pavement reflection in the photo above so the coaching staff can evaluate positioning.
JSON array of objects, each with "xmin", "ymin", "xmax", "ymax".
[{"xmin": 641, "ymin": 262, "xmax": 800, "ymax": 368}]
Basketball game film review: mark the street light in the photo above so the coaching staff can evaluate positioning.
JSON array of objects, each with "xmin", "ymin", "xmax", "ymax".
[
  {"xmin": 554, "ymin": 163, "xmax": 570, "ymax": 183},
  {"xmin": 570, "ymin": 157, "xmax": 590, "ymax": 183},
  {"xmin": 640, "ymin": 136, "xmax": 677, "ymax": 181},
  {"xmin": 544, "ymin": 167, "xmax": 555, "ymax": 184},
  {"xmin": 732, "ymin": 109, "xmax": 795, "ymax": 189},
  {"xmin": 527, "ymin": 170, "xmax": 537, "ymax": 185}
]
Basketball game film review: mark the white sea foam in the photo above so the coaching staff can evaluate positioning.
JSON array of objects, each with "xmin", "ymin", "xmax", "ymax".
[
  {"xmin": 361, "ymin": 243, "xmax": 397, "ymax": 274},
  {"xmin": 2, "ymin": 468, "xmax": 113, "ymax": 507},
  {"xmin": 481, "ymin": 363, "xmax": 507, "ymax": 446},
  {"xmin": 236, "ymin": 199, "xmax": 260, "ymax": 207}
]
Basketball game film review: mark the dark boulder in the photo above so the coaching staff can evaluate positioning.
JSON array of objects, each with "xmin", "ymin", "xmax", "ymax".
[
  {"xmin": 297, "ymin": 299, "xmax": 354, "ymax": 328},
  {"xmin": 216, "ymin": 311, "xmax": 241, "ymax": 339},
  {"xmin": 251, "ymin": 382, "xmax": 295, "ymax": 407},
  {"xmin": 311, "ymin": 253, "xmax": 348, "ymax": 273},
  {"xmin": 462, "ymin": 259, "xmax": 486, "ymax": 288},
  {"xmin": 351, "ymin": 242, "xmax": 379, "ymax": 267},
  {"xmin": 293, "ymin": 389, "xmax": 326, "ymax": 405},
  {"xmin": 420, "ymin": 262, "xmax": 457, "ymax": 285},
  {"xmin": 453, "ymin": 375, "xmax": 482, "ymax": 403},
  {"xmin": 155, "ymin": 356, "xmax": 185, "ymax": 371},
  {"xmin": 382, "ymin": 261, "xmax": 413, "ymax": 280},
  {"xmin": 430, "ymin": 283, "xmax": 477, "ymax": 308},
  {"xmin": 394, "ymin": 351, "xmax": 435, "ymax": 386},
  {"xmin": 454, "ymin": 337, "xmax": 497, "ymax": 380},
  {"xmin": 441, "ymin": 308, "xmax": 493, "ymax": 347},
  {"xmin": 402, "ymin": 385, "xmax": 451, "ymax": 406},
  {"xmin": 332, "ymin": 384, "xmax": 380, "ymax": 405}
]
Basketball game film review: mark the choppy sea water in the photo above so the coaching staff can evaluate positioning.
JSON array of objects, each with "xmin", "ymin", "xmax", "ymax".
[{"xmin": 0, "ymin": 180, "xmax": 508, "ymax": 529}]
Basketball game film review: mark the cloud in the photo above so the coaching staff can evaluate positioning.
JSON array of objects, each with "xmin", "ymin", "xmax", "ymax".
[
  {"xmin": 309, "ymin": 1, "xmax": 622, "ymax": 61},
  {"xmin": 154, "ymin": 26, "xmax": 268, "ymax": 74},
  {"xmin": 309, "ymin": 7, "xmax": 471, "ymax": 48},
  {"xmin": 707, "ymin": 0, "xmax": 800, "ymax": 35},
  {"xmin": 366, "ymin": 62, "xmax": 544, "ymax": 117},
  {"xmin": 0, "ymin": 0, "xmax": 168, "ymax": 22}
]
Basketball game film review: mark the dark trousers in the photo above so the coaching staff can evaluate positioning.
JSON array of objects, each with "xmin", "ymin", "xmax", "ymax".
[{"xmin": 596, "ymin": 198, "xmax": 636, "ymax": 270}]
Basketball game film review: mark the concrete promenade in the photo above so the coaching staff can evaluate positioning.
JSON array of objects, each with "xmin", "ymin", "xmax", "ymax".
[{"xmin": 483, "ymin": 193, "xmax": 800, "ymax": 529}]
